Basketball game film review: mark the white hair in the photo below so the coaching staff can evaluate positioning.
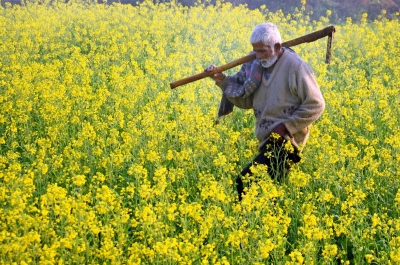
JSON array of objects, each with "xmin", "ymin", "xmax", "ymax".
[{"xmin": 250, "ymin": 23, "xmax": 282, "ymax": 48}]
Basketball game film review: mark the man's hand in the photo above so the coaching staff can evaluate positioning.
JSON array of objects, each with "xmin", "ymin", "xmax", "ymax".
[
  {"xmin": 271, "ymin": 123, "xmax": 290, "ymax": 137},
  {"xmin": 205, "ymin": 65, "xmax": 226, "ymax": 83}
]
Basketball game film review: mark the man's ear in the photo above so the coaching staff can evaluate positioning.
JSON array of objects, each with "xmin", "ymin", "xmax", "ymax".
[{"xmin": 274, "ymin": 43, "xmax": 282, "ymax": 53}]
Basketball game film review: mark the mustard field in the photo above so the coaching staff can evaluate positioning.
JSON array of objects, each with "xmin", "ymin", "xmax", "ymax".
[{"xmin": 0, "ymin": 0, "xmax": 399, "ymax": 264}]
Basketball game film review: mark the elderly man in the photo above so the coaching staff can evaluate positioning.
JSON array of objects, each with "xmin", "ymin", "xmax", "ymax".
[{"xmin": 206, "ymin": 23, "xmax": 325, "ymax": 201}]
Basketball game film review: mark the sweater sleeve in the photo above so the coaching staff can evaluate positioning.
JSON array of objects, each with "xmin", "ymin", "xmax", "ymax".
[
  {"xmin": 284, "ymin": 62, "xmax": 325, "ymax": 135},
  {"xmin": 216, "ymin": 63, "xmax": 254, "ymax": 110}
]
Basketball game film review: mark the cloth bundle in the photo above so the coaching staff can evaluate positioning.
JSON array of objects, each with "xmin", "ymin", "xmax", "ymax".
[{"xmin": 216, "ymin": 59, "xmax": 265, "ymax": 122}]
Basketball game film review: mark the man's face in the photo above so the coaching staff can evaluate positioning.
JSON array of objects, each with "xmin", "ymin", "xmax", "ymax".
[{"xmin": 252, "ymin": 41, "xmax": 278, "ymax": 68}]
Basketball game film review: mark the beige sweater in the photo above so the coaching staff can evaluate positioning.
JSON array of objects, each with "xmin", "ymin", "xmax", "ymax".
[{"xmin": 217, "ymin": 49, "xmax": 325, "ymax": 150}]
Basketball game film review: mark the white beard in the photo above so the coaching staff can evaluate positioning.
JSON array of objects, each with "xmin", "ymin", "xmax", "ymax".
[
  {"xmin": 259, "ymin": 55, "xmax": 278, "ymax": 68},
  {"xmin": 259, "ymin": 49, "xmax": 278, "ymax": 68}
]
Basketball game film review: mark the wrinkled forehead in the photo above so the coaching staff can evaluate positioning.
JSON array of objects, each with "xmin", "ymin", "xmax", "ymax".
[{"xmin": 252, "ymin": 41, "xmax": 273, "ymax": 52}]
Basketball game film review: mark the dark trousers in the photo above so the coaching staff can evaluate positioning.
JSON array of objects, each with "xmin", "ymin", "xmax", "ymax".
[{"xmin": 236, "ymin": 138, "xmax": 301, "ymax": 201}]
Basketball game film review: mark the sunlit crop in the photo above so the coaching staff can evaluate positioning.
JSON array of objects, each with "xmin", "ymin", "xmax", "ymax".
[{"xmin": 0, "ymin": 0, "xmax": 399, "ymax": 264}]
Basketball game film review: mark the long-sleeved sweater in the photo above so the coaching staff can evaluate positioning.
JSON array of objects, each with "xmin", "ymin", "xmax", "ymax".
[{"xmin": 217, "ymin": 48, "xmax": 325, "ymax": 151}]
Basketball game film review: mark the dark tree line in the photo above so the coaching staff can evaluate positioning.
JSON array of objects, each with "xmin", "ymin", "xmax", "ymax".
[
  {"xmin": 137, "ymin": 0, "xmax": 400, "ymax": 22},
  {"xmin": 3, "ymin": 0, "xmax": 399, "ymax": 22}
]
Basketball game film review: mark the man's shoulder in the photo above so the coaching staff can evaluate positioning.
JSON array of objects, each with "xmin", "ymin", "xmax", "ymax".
[
  {"xmin": 282, "ymin": 48, "xmax": 312, "ymax": 71},
  {"xmin": 283, "ymin": 48, "xmax": 304, "ymax": 64}
]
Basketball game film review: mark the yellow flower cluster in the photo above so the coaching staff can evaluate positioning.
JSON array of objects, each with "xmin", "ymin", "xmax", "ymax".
[{"xmin": 0, "ymin": 0, "xmax": 399, "ymax": 263}]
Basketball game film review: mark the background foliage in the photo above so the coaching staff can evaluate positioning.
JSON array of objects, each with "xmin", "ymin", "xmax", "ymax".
[
  {"xmin": 0, "ymin": 0, "xmax": 399, "ymax": 264},
  {"xmin": 139, "ymin": 0, "xmax": 400, "ymax": 22},
  {"xmin": 3, "ymin": 0, "xmax": 400, "ymax": 22},
  {"xmin": 182, "ymin": 0, "xmax": 400, "ymax": 22}
]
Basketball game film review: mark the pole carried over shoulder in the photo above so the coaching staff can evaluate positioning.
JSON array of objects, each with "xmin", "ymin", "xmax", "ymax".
[{"xmin": 170, "ymin": 25, "xmax": 335, "ymax": 89}]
